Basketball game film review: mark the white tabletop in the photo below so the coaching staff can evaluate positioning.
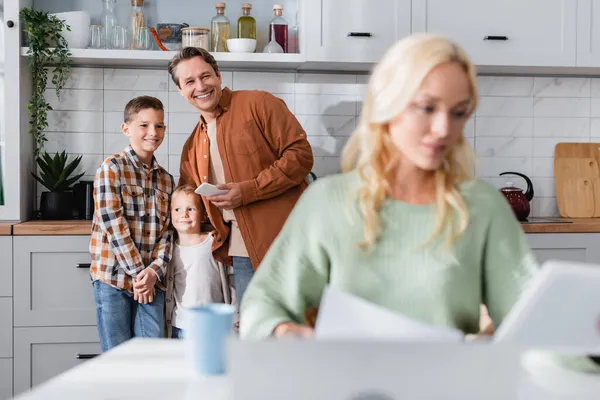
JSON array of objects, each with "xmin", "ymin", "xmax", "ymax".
[{"xmin": 13, "ymin": 338, "xmax": 600, "ymax": 400}]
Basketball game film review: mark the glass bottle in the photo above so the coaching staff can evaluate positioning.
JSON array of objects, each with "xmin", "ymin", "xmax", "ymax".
[
  {"xmin": 269, "ymin": 4, "xmax": 288, "ymax": 53},
  {"xmin": 129, "ymin": 0, "xmax": 145, "ymax": 50},
  {"xmin": 101, "ymin": 0, "xmax": 118, "ymax": 49},
  {"xmin": 211, "ymin": 2, "xmax": 230, "ymax": 52},
  {"xmin": 237, "ymin": 3, "xmax": 256, "ymax": 40}
]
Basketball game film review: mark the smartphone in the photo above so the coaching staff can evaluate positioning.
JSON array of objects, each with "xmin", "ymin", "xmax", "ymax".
[{"xmin": 194, "ymin": 182, "xmax": 229, "ymax": 196}]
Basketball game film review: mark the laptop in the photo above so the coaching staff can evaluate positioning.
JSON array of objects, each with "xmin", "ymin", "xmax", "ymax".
[
  {"xmin": 228, "ymin": 339, "xmax": 520, "ymax": 400},
  {"xmin": 494, "ymin": 259, "xmax": 600, "ymax": 354}
]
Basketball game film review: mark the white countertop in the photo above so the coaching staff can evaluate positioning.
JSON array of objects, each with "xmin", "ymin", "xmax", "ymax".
[{"xmin": 13, "ymin": 338, "xmax": 600, "ymax": 400}]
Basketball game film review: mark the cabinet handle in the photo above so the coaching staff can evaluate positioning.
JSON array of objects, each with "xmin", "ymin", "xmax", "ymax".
[
  {"xmin": 7, "ymin": 20, "xmax": 14, "ymax": 28},
  {"xmin": 76, "ymin": 353, "xmax": 99, "ymax": 360},
  {"xmin": 484, "ymin": 35, "xmax": 508, "ymax": 41},
  {"xmin": 347, "ymin": 32, "xmax": 372, "ymax": 38},
  {"xmin": 76, "ymin": 263, "xmax": 91, "ymax": 269}
]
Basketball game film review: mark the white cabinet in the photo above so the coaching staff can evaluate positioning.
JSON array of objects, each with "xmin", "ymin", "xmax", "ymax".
[
  {"xmin": 527, "ymin": 233, "xmax": 600, "ymax": 265},
  {"xmin": 0, "ymin": 299, "xmax": 12, "ymax": 358},
  {"xmin": 577, "ymin": 0, "xmax": 600, "ymax": 66},
  {"xmin": 13, "ymin": 326, "xmax": 100, "ymax": 396},
  {"xmin": 13, "ymin": 236, "xmax": 96, "ymax": 327},
  {"xmin": 303, "ymin": 0, "xmax": 411, "ymax": 64},
  {"xmin": 0, "ymin": 358, "xmax": 12, "ymax": 400},
  {"xmin": 0, "ymin": 237, "xmax": 11, "ymax": 296},
  {"xmin": 412, "ymin": 0, "xmax": 577, "ymax": 67}
]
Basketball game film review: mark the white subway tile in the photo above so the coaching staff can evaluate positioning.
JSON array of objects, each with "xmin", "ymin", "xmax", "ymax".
[
  {"xmin": 168, "ymin": 155, "xmax": 181, "ymax": 175},
  {"xmin": 168, "ymin": 91, "xmax": 197, "ymax": 113},
  {"xmin": 532, "ymin": 177, "xmax": 555, "ymax": 198},
  {"xmin": 168, "ymin": 71, "xmax": 233, "ymax": 91},
  {"xmin": 45, "ymin": 89, "xmax": 103, "ymax": 111},
  {"xmin": 45, "ymin": 132, "xmax": 103, "ymax": 155},
  {"xmin": 169, "ymin": 134, "xmax": 191, "ymax": 155},
  {"xmin": 474, "ymin": 117, "xmax": 533, "ymax": 137},
  {"xmin": 46, "ymin": 67, "xmax": 103, "ymax": 89},
  {"xmin": 103, "ymin": 91, "xmax": 169, "ymax": 112},
  {"xmin": 533, "ymin": 118, "xmax": 590, "ymax": 138},
  {"xmin": 307, "ymin": 135, "xmax": 350, "ymax": 157},
  {"xmin": 295, "ymin": 73, "xmax": 357, "ymax": 95},
  {"xmin": 533, "ymin": 98, "xmax": 590, "ymax": 118},
  {"xmin": 295, "ymin": 94, "xmax": 357, "ymax": 116},
  {"xmin": 476, "ymin": 97, "xmax": 533, "ymax": 117},
  {"xmin": 295, "ymin": 115, "xmax": 356, "ymax": 137},
  {"xmin": 533, "ymin": 78, "xmax": 590, "ymax": 98},
  {"xmin": 47, "ymin": 111, "xmax": 103, "ymax": 133},
  {"xmin": 156, "ymin": 154, "xmax": 170, "ymax": 172},
  {"xmin": 532, "ymin": 157, "xmax": 554, "ymax": 177},
  {"xmin": 104, "ymin": 112, "xmax": 123, "ymax": 134},
  {"xmin": 475, "ymin": 137, "xmax": 532, "ymax": 157},
  {"xmin": 168, "ymin": 113, "xmax": 200, "ymax": 134},
  {"xmin": 532, "ymin": 197, "xmax": 558, "ymax": 217},
  {"xmin": 476, "ymin": 157, "xmax": 532, "ymax": 178},
  {"xmin": 464, "ymin": 118, "xmax": 475, "ymax": 138},
  {"xmin": 73, "ymin": 154, "xmax": 105, "ymax": 178},
  {"xmin": 233, "ymin": 72, "xmax": 295, "ymax": 93},
  {"xmin": 104, "ymin": 69, "xmax": 168, "ymax": 91},
  {"xmin": 590, "ymin": 119, "xmax": 600, "ymax": 138},
  {"xmin": 477, "ymin": 77, "xmax": 534, "ymax": 97},
  {"xmin": 532, "ymin": 137, "xmax": 590, "ymax": 157},
  {"xmin": 312, "ymin": 157, "xmax": 341, "ymax": 177},
  {"xmin": 589, "ymin": 79, "xmax": 600, "ymax": 97},
  {"xmin": 276, "ymin": 93, "xmax": 295, "ymax": 113},
  {"xmin": 591, "ymin": 98, "xmax": 600, "ymax": 117}
]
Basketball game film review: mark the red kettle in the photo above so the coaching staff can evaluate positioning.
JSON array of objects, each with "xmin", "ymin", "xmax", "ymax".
[{"xmin": 498, "ymin": 172, "xmax": 534, "ymax": 221}]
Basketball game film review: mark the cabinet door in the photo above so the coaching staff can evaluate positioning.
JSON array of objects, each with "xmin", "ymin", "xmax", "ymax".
[
  {"xmin": 0, "ymin": 298, "xmax": 11, "ymax": 358},
  {"xmin": 13, "ymin": 236, "xmax": 96, "ymax": 327},
  {"xmin": 0, "ymin": 358, "xmax": 12, "ymax": 400},
  {"xmin": 412, "ymin": 0, "xmax": 577, "ymax": 67},
  {"xmin": 13, "ymin": 326, "xmax": 100, "ymax": 396},
  {"xmin": 303, "ymin": 0, "xmax": 411, "ymax": 63},
  {"xmin": 0, "ymin": 237, "xmax": 11, "ymax": 296},
  {"xmin": 527, "ymin": 233, "xmax": 600, "ymax": 265},
  {"xmin": 577, "ymin": 0, "xmax": 600, "ymax": 66}
]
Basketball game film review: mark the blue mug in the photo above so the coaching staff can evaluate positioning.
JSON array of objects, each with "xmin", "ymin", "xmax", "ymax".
[
  {"xmin": 156, "ymin": 22, "xmax": 189, "ymax": 43},
  {"xmin": 185, "ymin": 303, "xmax": 236, "ymax": 375}
]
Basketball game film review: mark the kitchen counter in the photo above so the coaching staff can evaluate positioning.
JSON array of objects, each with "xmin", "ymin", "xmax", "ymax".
[
  {"xmin": 521, "ymin": 218, "xmax": 600, "ymax": 234},
  {"xmin": 13, "ymin": 220, "xmax": 92, "ymax": 235},
  {"xmin": 0, "ymin": 222, "xmax": 14, "ymax": 235}
]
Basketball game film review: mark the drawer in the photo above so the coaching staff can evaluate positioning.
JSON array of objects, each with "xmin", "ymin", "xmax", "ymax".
[
  {"xmin": 13, "ymin": 326, "xmax": 100, "ymax": 396},
  {"xmin": 0, "ymin": 237, "xmax": 12, "ymax": 296},
  {"xmin": 0, "ymin": 299, "xmax": 12, "ymax": 357},
  {"xmin": 13, "ymin": 236, "xmax": 96, "ymax": 327},
  {"xmin": 0, "ymin": 358, "xmax": 12, "ymax": 400}
]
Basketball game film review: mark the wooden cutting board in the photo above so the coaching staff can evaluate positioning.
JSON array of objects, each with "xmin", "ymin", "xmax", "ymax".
[{"xmin": 554, "ymin": 143, "xmax": 600, "ymax": 217}]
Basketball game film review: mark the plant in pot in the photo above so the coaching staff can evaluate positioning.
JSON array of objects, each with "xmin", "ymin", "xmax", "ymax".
[
  {"xmin": 19, "ymin": 8, "xmax": 71, "ymax": 157},
  {"xmin": 32, "ymin": 151, "xmax": 85, "ymax": 220}
]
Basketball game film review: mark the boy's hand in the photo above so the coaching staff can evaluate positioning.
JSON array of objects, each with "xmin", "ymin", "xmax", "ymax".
[
  {"xmin": 133, "ymin": 286, "xmax": 154, "ymax": 304},
  {"xmin": 133, "ymin": 268, "xmax": 157, "ymax": 304}
]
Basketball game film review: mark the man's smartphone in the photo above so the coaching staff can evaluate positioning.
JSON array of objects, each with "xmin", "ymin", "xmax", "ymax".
[{"xmin": 194, "ymin": 182, "xmax": 229, "ymax": 196}]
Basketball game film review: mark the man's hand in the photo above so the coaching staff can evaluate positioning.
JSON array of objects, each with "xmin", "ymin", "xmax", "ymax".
[
  {"xmin": 133, "ymin": 268, "xmax": 157, "ymax": 304},
  {"xmin": 207, "ymin": 183, "xmax": 243, "ymax": 210}
]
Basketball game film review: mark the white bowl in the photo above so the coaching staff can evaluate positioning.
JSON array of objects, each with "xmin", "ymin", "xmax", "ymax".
[
  {"xmin": 50, "ymin": 11, "xmax": 91, "ymax": 49},
  {"xmin": 227, "ymin": 38, "xmax": 257, "ymax": 53}
]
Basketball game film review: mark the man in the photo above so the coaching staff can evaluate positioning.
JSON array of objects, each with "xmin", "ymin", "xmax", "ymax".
[{"xmin": 167, "ymin": 47, "xmax": 314, "ymax": 305}]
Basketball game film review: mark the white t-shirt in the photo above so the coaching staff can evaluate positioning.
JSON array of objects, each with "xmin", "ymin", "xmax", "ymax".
[{"xmin": 172, "ymin": 233, "xmax": 233, "ymax": 328}]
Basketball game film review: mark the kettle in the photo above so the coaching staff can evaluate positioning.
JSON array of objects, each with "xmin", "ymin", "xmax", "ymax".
[{"xmin": 499, "ymin": 172, "xmax": 534, "ymax": 221}]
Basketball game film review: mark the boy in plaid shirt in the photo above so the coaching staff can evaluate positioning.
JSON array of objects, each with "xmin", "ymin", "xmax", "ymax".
[{"xmin": 90, "ymin": 96, "xmax": 175, "ymax": 352}]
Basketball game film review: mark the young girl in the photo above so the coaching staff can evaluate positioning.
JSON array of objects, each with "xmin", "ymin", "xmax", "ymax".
[{"xmin": 165, "ymin": 184, "xmax": 236, "ymax": 338}]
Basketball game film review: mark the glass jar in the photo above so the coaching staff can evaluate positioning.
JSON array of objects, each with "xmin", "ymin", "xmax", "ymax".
[{"xmin": 182, "ymin": 27, "xmax": 210, "ymax": 50}]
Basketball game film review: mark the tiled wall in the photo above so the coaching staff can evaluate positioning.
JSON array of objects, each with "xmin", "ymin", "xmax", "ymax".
[{"xmin": 44, "ymin": 68, "xmax": 599, "ymax": 217}]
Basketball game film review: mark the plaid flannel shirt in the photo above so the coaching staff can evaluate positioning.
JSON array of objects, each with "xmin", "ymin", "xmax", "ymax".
[{"xmin": 89, "ymin": 145, "xmax": 175, "ymax": 292}]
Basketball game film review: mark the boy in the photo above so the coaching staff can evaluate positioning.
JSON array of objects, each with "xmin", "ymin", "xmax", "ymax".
[
  {"xmin": 89, "ymin": 96, "xmax": 175, "ymax": 352},
  {"xmin": 165, "ymin": 184, "xmax": 237, "ymax": 339}
]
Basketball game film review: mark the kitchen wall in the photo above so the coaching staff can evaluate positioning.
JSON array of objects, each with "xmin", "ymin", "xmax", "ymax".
[{"xmin": 44, "ymin": 68, "xmax": 598, "ymax": 217}]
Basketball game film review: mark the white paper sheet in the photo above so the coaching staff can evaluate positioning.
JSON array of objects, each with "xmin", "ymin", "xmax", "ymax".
[{"xmin": 314, "ymin": 285, "xmax": 464, "ymax": 341}]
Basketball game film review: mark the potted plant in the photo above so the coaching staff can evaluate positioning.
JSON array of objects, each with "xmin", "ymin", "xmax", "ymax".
[
  {"xmin": 31, "ymin": 151, "xmax": 85, "ymax": 220},
  {"xmin": 19, "ymin": 8, "xmax": 71, "ymax": 157}
]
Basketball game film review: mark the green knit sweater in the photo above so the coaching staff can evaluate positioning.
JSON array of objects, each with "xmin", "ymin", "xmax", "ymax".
[{"xmin": 240, "ymin": 171, "xmax": 600, "ymax": 372}]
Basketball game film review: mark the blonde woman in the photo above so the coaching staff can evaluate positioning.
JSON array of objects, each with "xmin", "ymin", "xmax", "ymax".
[{"xmin": 239, "ymin": 34, "xmax": 537, "ymax": 341}]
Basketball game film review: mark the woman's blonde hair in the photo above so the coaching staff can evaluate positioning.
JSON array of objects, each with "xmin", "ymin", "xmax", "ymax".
[{"xmin": 341, "ymin": 33, "xmax": 478, "ymax": 249}]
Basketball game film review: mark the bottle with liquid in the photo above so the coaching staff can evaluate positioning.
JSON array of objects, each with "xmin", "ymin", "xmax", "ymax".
[
  {"xmin": 237, "ymin": 3, "xmax": 256, "ymax": 40},
  {"xmin": 101, "ymin": 0, "xmax": 118, "ymax": 49},
  {"xmin": 269, "ymin": 4, "xmax": 288, "ymax": 53},
  {"xmin": 211, "ymin": 2, "xmax": 230, "ymax": 52},
  {"xmin": 129, "ymin": 0, "xmax": 145, "ymax": 50}
]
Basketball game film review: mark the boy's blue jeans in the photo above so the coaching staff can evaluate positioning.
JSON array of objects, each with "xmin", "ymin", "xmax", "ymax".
[{"xmin": 93, "ymin": 280, "xmax": 165, "ymax": 352}]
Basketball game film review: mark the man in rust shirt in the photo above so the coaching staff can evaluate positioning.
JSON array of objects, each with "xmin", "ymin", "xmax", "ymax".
[{"xmin": 167, "ymin": 47, "xmax": 313, "ymax": 305}]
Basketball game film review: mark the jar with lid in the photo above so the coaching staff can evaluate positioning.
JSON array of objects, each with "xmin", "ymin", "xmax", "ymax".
[
  {"xmin": 129, "ymin": 0, "xmax": 145, "ymax": 50},
  {"xmin": 211, "ymin": 2, "xmax": 230, "ymax": 52},
  {"xmin": 269, "ymin": 4, "xmax": 288, "ymax": 53},
  {"xmin": 182, "ymin": 27, "xmax": 210, "ymax": 50},
  {"xmin": 237, "ymin": 3, "xmax": 256, "ymax": 39}
]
